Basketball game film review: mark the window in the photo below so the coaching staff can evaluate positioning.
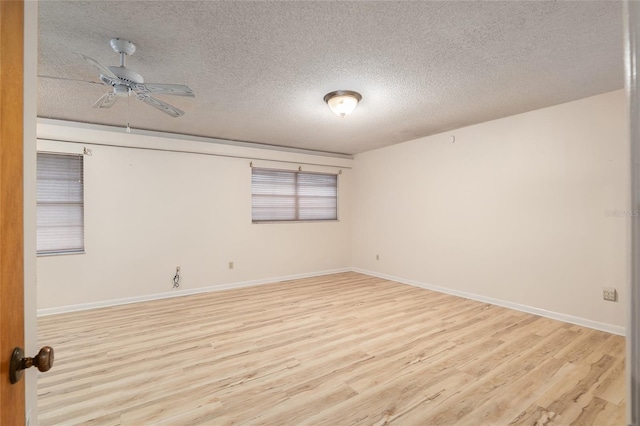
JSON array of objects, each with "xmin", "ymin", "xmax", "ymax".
[
  {"xmin": 37, "ymin": 152, "xmax": 84, "ymax": 255},
  {"xmin": 252, "ymin": 168, "xmax": 338, "ymax": 222}
]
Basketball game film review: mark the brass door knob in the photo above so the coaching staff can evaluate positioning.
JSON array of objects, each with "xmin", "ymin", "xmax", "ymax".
[{"xmin": 9, "ymin": 346, "xmax": 54, "ymax": 384}]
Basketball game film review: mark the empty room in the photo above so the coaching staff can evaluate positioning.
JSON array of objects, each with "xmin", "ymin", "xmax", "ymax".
[{"xmin": 3, "ymin": 0, "xmax": 638, "ymax": 425}]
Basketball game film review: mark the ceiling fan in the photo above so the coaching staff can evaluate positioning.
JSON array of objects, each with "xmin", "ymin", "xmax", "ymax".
[{"xmin": 80, "ymin": 38, "xmax": 195, "ymax": 118}]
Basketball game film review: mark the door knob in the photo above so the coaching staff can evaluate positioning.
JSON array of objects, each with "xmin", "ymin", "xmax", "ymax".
[{"xmin": 9, "ymin": 346, "xmax": 54, "ymax": 384}]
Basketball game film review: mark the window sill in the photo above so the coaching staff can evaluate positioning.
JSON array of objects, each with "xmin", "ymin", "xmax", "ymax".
[
  {"xmin": 252, "ymin": 220, "xmax": 340, "ymax": 224},
  {"xmin": 37, "ymin": 250, "xmax": 85, "ymax": 257}
]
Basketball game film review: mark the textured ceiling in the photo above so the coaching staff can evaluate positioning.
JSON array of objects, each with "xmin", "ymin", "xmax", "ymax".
[{"xmin": 38, "ymin": 1, "xmax": 623, "ymax": 155}]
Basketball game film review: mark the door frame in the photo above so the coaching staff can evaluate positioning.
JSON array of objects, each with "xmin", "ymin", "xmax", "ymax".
[{"xmin": 627, "ymin": 1, "xmax": 640, "ymax": 425}]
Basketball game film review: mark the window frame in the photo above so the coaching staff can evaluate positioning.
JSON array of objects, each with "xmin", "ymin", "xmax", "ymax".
[
  {"xmin": 36, "ymin": 151, "xmax": 86, "ymax": 256},
  {"xmin": 251, "ymin": 167, "xmax": 339, "ymax": 224}
]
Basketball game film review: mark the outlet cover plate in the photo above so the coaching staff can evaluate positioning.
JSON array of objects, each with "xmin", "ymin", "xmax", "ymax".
[{"xmin": 603, "ymin": 287, "xmax": 617, "ymax": 302}]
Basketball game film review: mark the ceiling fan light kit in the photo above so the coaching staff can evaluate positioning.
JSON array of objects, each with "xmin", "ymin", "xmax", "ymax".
[
  {"xmin": 81, "ymin": 38, "xmax": 195, "ymax": 117},
  {"xmin": 324, "ymin": 90, "xmax": 362, "ymax": 118}
]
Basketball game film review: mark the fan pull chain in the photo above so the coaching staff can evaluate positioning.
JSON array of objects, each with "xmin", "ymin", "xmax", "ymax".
[{"xmin": 126, "ymin": 93, "xmax": 131, "ymax": 133}]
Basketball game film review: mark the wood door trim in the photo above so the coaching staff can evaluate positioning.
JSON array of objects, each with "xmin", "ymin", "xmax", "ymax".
[{"xmin": 0, "ymin": 1, "xmax": 25, "ymax": 424}]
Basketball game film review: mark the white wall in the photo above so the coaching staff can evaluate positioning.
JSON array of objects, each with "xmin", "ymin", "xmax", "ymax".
[
  {"xmin": 37, "ymin": 90, "xmax": 628, "ymax": 333},
  {"xmin": 352, "ymin": 90, "xmax": 628, "ymax": 331},
  {"xmin": 37, "ymin": 128, "xmax": 352, "ymax": 311},
  {"xmin": 24, "ymin": 1, "xmax": 39, "ymax": 423}
]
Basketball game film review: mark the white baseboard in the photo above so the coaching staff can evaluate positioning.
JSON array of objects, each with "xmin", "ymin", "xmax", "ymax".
[
  {"xmin": 38, "ymin": 266, "xmax": 626, "ymax": 336},
  {"xmin": 37, "ymin": 267, "xmax": 351, "ymax": 317},
  {"xmin": 352, "ymin": 268, "xmax": 626, "ymax": 336}
]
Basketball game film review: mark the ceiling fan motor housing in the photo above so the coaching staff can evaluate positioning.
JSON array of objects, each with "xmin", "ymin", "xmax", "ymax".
[
  {"xmin": 105, "ymin": 66, "xmax": 144, "ymax": 84},
  {"xmin": 100, "ymin": 65, "xmax": 144, "ymax": 96}
]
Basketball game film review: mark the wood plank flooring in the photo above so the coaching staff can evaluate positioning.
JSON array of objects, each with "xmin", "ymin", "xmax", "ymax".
[{"xmin": 37, "ymin": 272, "xmax": 626, "ymax": 425}]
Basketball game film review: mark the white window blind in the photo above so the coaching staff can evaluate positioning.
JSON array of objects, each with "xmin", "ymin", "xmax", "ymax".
[
  {"xmin": 37, "ymin": 152, "xmax": 85, "ymax": 255},
  {"xmin": 252, "ymin": 168, "xmax": 338, "ymax": 222}
]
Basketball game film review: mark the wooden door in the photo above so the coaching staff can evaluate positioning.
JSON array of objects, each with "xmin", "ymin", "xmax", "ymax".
[{"xmin": 0, "ymin": 0, "xmax": 25, "ymax": 424}]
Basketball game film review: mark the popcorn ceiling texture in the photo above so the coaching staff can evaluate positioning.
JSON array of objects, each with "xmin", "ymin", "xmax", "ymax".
[{"xmin": 37, "ymin": 1, "xmax": 622, "ymax": 155}]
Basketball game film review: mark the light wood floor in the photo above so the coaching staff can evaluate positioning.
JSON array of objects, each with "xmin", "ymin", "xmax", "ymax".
[{"xmin": 37, "ymin": 272, "xmax": 625, "ymax": 425}]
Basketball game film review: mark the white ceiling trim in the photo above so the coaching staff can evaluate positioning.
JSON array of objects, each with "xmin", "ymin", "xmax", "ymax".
[{"xmin": 37, "ymin": 119, "xmax": 354, "ymax": 169}]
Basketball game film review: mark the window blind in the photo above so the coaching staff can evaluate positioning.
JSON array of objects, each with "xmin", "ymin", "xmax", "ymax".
[
  {"xmin": 252, "ymin": 168, "xmax": 338, "ymax": 222},
  {"xmin": 37, "ymin": 152, "xmax": 84, "ymax": 255}
]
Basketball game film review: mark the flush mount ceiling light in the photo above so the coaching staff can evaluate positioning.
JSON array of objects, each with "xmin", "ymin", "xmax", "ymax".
[{"xmin": 324, "ymin": 90, "xmax": 362, "ymax": 118}]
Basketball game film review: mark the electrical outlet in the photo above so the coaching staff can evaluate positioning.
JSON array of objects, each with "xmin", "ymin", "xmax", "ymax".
[
  {"xmin": 229, "ymin": 261, "xmax": 234, "ymax": 270},
  {"xmin": 172, "ymin": 266, "xmax": 181, "ymax": 288},
  {"xmin": 603, "ymin": 287, "xmax": 617, "ymax": 302}
]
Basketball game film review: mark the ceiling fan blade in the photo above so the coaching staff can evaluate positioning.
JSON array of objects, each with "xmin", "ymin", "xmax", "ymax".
[
  {"xmin": 132, "ymin": 83, "xmax": 195, "ymax": 97},
  {"xmin": 79, "ymin": 53, "xmax": 118, "ymax": 79},
  {"xmin": 39, "ymin": 75, "xmax": 104, "ymax": 85},
  {"xmin": 93, "ymin": 92, "xmax": 118, "ymax": 109},
  {"xmin": 136, "ymin": 94, "xmax": 184, "ymax": 117}
]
